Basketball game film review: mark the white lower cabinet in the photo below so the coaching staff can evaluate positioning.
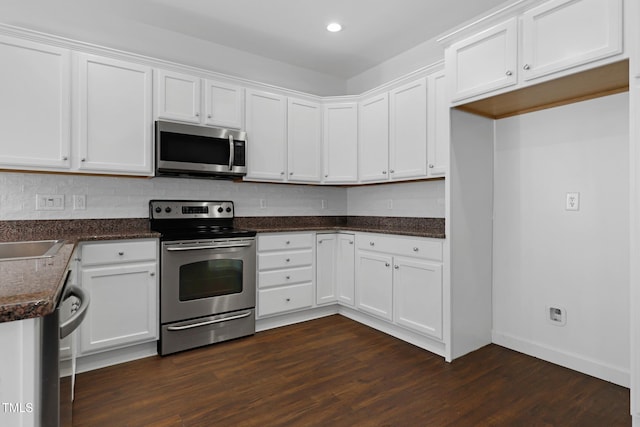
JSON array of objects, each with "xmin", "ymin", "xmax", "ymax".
[
  {"xmin": 257, "ymin": 233, "xmax": 315, "ymax": 317},
  {"xmin": 336, "ymin": 233, "xmax": 355, "ymax": 306},
  {"xmin": 355, "ymin": 233, "xmax": 443, "ymax": 340},
  {"xmin": 316, "ymin": 234, "xmax": 338, "ymax": 305},
  {"xmin": 78, "ymin": 239, "xmax": 158, "ymax": 355}
]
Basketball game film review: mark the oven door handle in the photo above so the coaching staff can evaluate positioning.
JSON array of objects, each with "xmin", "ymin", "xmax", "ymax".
[
  {"xmin": 165, "ymin": 242, "xmax": 252, "ymax": 251},
  {"xmin": 167, "ymin": 311, "xmax": 252, "ymax": 331}
]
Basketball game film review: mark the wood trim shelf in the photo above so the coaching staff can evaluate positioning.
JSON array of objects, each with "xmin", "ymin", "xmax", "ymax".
[{"xmin": 456, "ymin": 59, "xmax": 629, "ymax": 119}]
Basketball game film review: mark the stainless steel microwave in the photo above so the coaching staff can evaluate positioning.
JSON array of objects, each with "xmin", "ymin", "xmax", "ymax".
[{"xmin": 155, "ymin": 120, "xmax": 247, "ymax": 179}]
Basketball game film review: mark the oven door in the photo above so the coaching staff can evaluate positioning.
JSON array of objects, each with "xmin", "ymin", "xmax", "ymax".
[{"xmin": 160, "ymin": 238, "xmax": 256, "ymax": 324}]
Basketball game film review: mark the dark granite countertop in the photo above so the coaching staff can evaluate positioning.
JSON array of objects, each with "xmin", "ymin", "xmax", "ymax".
[
  {"xmin": 235, "ymin": 216, "xmax": 445, "ymax": 239},
  {"xmin": 0, "ymin": 219, "xmax": 159, "ymax": 323},
  {"xmin": 0, "ymin": 216, "xmax": 443, "ymax": 323}
]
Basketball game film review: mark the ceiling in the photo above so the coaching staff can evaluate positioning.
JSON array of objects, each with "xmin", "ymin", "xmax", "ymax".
[{"xmin": 2, "ymin": 0, "xmax": 510, "ymax": 79}]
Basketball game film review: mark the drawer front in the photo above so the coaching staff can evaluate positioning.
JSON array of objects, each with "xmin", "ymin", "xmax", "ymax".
[
  {"xmin": 258, "ymin": 283, "xmax": 313, "ymax": 317},
  {"xmin": 259, "ymin": 266, "xmax": 313, "ymax": 289},
  {"xmin": 258, "ymin": 233, "xmax": 313, "ymax": 251},
  {"xmin": 81, "ymin": 240, "xmax": 157, "ymax": 266},
  {"xmin": 258, "ymin": 249, "xmax": 313, "ymax": 270},
  {"xmin": 356, "ymin": 234, "xmax": 442, "ymax": 261}
]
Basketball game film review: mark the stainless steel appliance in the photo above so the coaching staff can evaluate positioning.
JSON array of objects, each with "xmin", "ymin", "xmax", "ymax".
[
  {"xmin": 42, "ymin": 270, "xmax": 89, "ymax": 427},
  {"xmin": 149, "ymin": 200, "xmax": 257, "ymax": 355},
  {"xmin": 155, "ymin": 121, "xmax": 247, "ymax": 179}
]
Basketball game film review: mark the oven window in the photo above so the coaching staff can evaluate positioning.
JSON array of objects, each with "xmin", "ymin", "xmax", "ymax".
[{"xmin": 179, "ymin": 259, "xmax": 243, "ymax": 301}]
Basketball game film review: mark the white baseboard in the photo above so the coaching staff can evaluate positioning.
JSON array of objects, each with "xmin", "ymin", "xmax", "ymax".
[
  {"xmin": 76, "ymin": 341, "xmax": 158, "ymax": 374},
  {"xmin": 492, "ymin": 330, "xmax": 630, "ymax": 388},
  {"xmin": 256, "ymin": 305, "xmax": 339, "ymax": 332},
  {"xmin": 339, "ymin": 306, "xmax": 446, "ymax": 358}
]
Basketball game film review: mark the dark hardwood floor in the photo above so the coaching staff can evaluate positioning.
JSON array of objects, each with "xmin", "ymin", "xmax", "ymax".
[{"xmin": 72, "ymin": 315, "xmax": 630, "ymax": 426}]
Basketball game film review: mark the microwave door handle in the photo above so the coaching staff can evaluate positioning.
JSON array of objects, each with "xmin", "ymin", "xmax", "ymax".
[{"xmin": 228, "ymin": 135, "xmax": 234, "ymax": 171}]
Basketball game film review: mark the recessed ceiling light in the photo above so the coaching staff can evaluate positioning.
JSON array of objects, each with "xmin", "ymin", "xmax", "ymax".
[{"xmin": 326, "ymin": 22, "xmax": 342, "ymax": 33}]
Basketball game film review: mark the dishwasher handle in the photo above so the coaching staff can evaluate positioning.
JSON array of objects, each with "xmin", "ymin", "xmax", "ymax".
[{"xmin": 60, "ymin": 284, "xmax": 90, "ymax": 339}]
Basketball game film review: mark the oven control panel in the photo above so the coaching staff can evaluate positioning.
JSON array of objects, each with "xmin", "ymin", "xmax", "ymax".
[{"xmin": 149, "ymin": 200, "xmax": 234, "ymax": 219}]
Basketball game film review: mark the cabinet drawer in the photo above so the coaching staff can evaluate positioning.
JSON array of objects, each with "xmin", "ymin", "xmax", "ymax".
[
  {"xmin": 258, "ymin": 233, "xmax": 313, "ymax": 251},
  {"xmin": 356, "ymin": 234, "xmax": 442, "ymax": 261},
  {"xmin": 81, "ymin": 240, "xmax": 157, "ymax": 266},
  {"xmin": 259, "ymin": 266, "xmax": 313, "ymax": 289},
  {"xmin": 258, "ymin": 249, "xmax": 313, "ymax": 270},
  {"xmin": 258, "ymin": 283, "xmax": 313, "ymax": 317}
]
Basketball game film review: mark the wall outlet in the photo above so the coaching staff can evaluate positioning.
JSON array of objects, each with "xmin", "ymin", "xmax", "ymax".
[
  {"xmin": 566, "ymin": 192, "xmax": 580, "ymax": 211},
  {"xmin": 259, "ymin": 199, "xmax": 267, "ymax": 209},
  {"xmin": 321, "ymin": 199, "xmax": 327, "ymax": 209},
  {"xmin": 73, "ymin": 195, "xmax": 86, "ymax": 210},
  {"xmin": 36, "ymin": 194, "xmax": 64, "ymax": 211},
  {"xmin": 387, "ymin": 199, "xmax": 393, "ymax": 210},
  {"xmin": 547, "ymin": 306, "xmax": 567, "ymax": 326}
]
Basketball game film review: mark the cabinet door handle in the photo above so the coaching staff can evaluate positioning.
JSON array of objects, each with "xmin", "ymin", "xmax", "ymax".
[
  {"xmin": 280, "ymin": 171, "xmax": 285, "ymax": 175},
  {"xmin": 118, "ymin": 251, "xmax": 124, "ymax": 256},
  {"xmin": 150, "ymin": 272, "xmax": 155, "ymax": 276},
  {"xmin": 285, "ymin": 258, "xmax": 291, "ymax": 262},
  {"xmin": 390, "ymin": 169, "xmax": 395, "ymax": 173},
  {"xmin": 369, "ymin": 242, "xmax": 375, "ymax": 246},
  {"xmin": 349, "ymin": 241, "xmax": 353, "ymax": 245},
  {"xmin": 428, "ymin": 164, "xmax": 434, "ymax": 169},
  {"xmin": 62, "ymin": 156, "xmax": 68, "ymax": 161},
  {"xmin": 195, "ymin": 112, "xmax": 200, "ymax": 117},
  {"xmin": 286, "ymin": 275, "xmax": 291, "ymax": 280},
  {"xmin": 285, "ymin": 298, "xmax": 291, "ymax": 302},
  {"xmin": 413, "ymin": 247, "xmax": 419, "ymax": 252},
  {"xmin": 285, "ymin": 241, "xmax": 291, "ymax": 245},
  {"xmin": 385, "ymin": 262, "xmax": 390, "ymax": 267},
  {"xmin": 81, "ymin": 158, "xmax": 86, "ymax": 162},
  {"xmin": 208, "ymin": 114, "xmax": 212, "ymax": 118},
  {"xmin": 505, "ymin": 70, "xmax": 513, "ymax": 76},
  {"xmin": 382, "ymin": 170, "xmax": 387, "ymax": 175},
  {"xmin": 523, "ymin": 64, "xmax": 531, "ymax": 70},
  {"xmin": 394, "ymin": 265, "xmax": 399, "ymax": 270},
  {"xmin": 324, "ymin": 174, "xmax": 329, "ymax": 178}
]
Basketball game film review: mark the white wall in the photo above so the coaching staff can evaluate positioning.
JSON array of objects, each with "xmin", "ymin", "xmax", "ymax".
[
  {"xmin": 0, "ymin": 173, "xmax": 347, "ymax": 220},
  {"xmin": 492, "ymin": 93, "xmax": 630, "ymax": 386},
  {"xmin": 347, "ymin": 180, "xmax": 445, "ymax": 217},
  {"xmin": 0, "ymin": 0, "xmax": 346, "ymax": 96},
  {"xmin": 346, "ymin": 38, "xmax": 444, "ymax": 95}
]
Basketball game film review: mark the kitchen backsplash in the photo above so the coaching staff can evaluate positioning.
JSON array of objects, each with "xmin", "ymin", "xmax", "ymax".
[{"xmin": 0, "ymin": 172, "xmax": 445, "ymax": 220}]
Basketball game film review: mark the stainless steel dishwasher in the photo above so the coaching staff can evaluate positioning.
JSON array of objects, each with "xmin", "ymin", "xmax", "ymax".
[{"xmin": 41, "ymin": 270, "xmax": 90, "ymax": 427}]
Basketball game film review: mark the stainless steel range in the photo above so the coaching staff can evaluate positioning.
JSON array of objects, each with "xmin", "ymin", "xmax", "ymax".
[{"xmin": 149, "ymin": 200, "xmax": 257, "ymax": 355}]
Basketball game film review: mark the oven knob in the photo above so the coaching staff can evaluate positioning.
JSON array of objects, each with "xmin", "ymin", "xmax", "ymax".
[
  {"xmin": 155, "ymin": 207, "xmax": 162, "ymax": 213},
  {"xmin": 217, "ymin": 207, "xmax": 224, "ymax": 213},
  {"xmin": 226, "ymin": 207, "xmax": 232, "ymax": 213},
  {"xmin": 165, "ymin": 207, "xmax": 172, "ymax": 213}
]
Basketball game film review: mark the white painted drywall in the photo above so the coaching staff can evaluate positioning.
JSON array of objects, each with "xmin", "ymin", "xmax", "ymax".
[
  {"xmin": 0, "ymin": 0, "xmax": 346, "ymax": 96},
  {"xmin": 492, "ymin": 93, "xmax": 630, "ymax": 385},
  {"xmin": 346, "ymin": 38, "xmax": 444, "ymax": 95}
]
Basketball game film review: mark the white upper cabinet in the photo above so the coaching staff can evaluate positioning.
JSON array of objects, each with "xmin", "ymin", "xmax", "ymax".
[
  {"xmin": 287, "ymin": 97, "xmax": 322, "ymax": 183},
  {"xmin": 156, "ymin": 69, "xmax": 243, "ymax": 129},
  {"xmin": 245, "ymin": 89, "xmax": 287, "ymax": 181},
  {"xmin": 446, "ymin": 0, "xmax": 624, "ymax": 103},
  {"xmin": 75, "ymin": 54, "xmax": 153, "ymax": 175},
  {"xmin": 155, "ymin": 69, "xmax": 201, "ymax": 124},
  {"xmin": 0, "ymin": 36, "xmax": 71, "ymax": 170},
  {"xmin": 389, "ymin": 77, "xmax": 428, "ymax": 180},
  {"xmin": 447, "ymin": 18, "xmax": 518, "ymax": 102},
  {"xmin": 323, "ymin": 102, "xmax": 358, "ymax": 184},
  {"xmin": 358, "ymin": 93, "xmax": 390, "ymax": 183},
  {"xmin": 427, "ymin": 70, "xmax": 449, "ymax": 178},
  {"xmin": 521, "ymin": 0, "xmax": 623, "ymax": 81},
  {"xmin": 203, "ymin": 79, "xmax": 244, "ymax": 129}
]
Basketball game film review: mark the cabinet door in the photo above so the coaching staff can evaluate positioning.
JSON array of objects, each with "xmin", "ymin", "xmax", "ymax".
[
  {"xmin": 389, "ymin": 78, "xmax": 427, "ymax": 180},
  {"xmin": 521, "ymin": 0, "xmax": 622, "ymax": 81},
  {"xmin": 244, "ymin": 89, "xmax": 287, "ymax": 181},
  {"xmin": 79, "ymin": 262, "xmax": 157, "ymax": 354},
  {"xmin": 355, "ymin": 250, "xmax": 393, "ymax": 320},
  {"xmin": 336, "ymin": 234, "xmax": 355, "ymax": 306},
  {"xmin": 76, "ymin": 54, "xmax": 153, "ymax": 175},
  {"xmin": 358, "ymin": 93, "xmax": 389, "ymax": 183},
  {"xmin": 393, "ymin": 257, "xmax": 443, "ymax": 339},
  {"xmin": 204, "ymin": 80, "xmax": 243, "ymax": 129},
  {"xmin": 287, "ymin": 97, "xmax": 322, "ymax": 182},
  {"xmin": 323, "ymin": 102, "xmax": 358, "ymax": 183},
  {"xmin": 0, "ymin": 36, "xmax": 71, "ymax": 170},
  {"xmin": 447, "ymin": 18, "xmax": 518, "ymax": 101},
  {"xmin": 316, "ymin": 234, "xmax": 337, "ymax": 305},
  {"xmin": 427, "ymin": 70, "xmax": 449, "ymax": 177},
  {"xmin": 155, "ymin": 69, "xmax": 201, "ymax": 124}
]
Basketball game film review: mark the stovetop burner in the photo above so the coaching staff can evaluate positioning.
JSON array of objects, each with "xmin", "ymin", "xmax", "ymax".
[{"xmin": 149, "ymin": 200, "xmax": 256, "ymax": 240}]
